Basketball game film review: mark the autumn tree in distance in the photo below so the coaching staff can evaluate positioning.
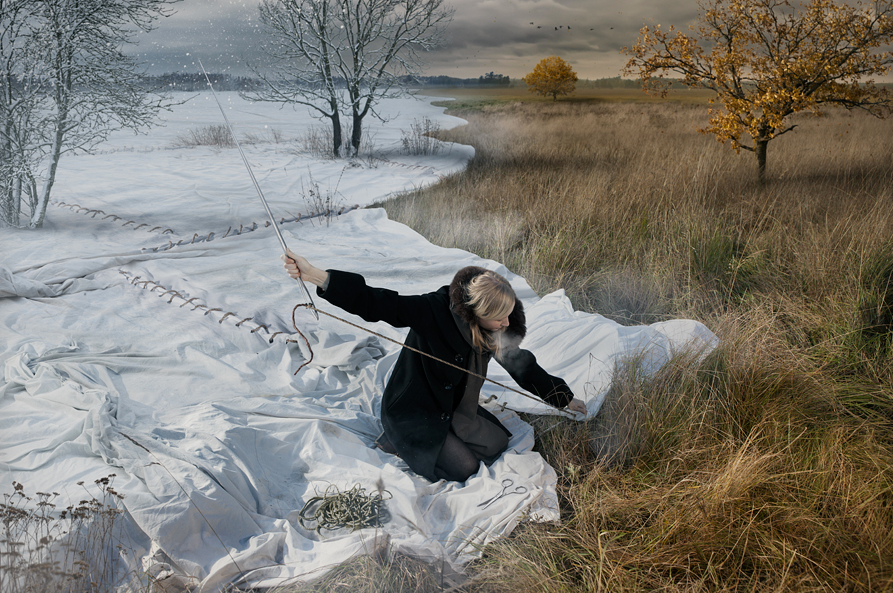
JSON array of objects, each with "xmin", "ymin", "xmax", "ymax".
[
  {"xmin": 623, "ymin": 0, "xmax": 893, "ymax": 183},
  {"xmin": 523, "ymin": 56, "xmax": 579, "ymax": 101}
]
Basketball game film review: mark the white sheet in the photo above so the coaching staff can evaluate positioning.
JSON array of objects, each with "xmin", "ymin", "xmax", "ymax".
[{"xmin": 0, "ymin": 93, "xmax": 716, "ymax": 590}]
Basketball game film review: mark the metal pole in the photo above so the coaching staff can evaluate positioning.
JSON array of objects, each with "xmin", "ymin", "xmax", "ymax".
[{"xmin": 198, "ymin": 60, "xmax": 317, "ymax": 319}]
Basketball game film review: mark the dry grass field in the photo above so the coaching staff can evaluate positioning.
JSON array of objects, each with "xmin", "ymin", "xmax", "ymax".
[
  {"xmin": 9, "ymin": 88, "xmax": 889, "ymax": 593},
  {"xmin": 415, "ymin": 85, "xmax": 715, "ymax": 110},
  {"xmin": 358, "ymin": 91, "xmax": 893, "ymax": 592}
]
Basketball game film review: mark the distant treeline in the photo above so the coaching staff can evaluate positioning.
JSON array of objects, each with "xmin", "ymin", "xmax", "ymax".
[
  {"xmin": 144, "ymin": 71, "xmax": 516, "ymax": 91},
  {"xmin": 578, "ymin": 76, "xmax": 643, "ymax": 89},
  {"xmin": 144, "ymin": 72, "xmax": 266, "ymax": 91},
  {"xmin": 416, "ymin": 72, "xmax": 512, "ymax": 87},
  {"xmin": 143, "ymin": 72, "xmax": 893, "ymax": 92},
  {"xmin": 408, "ymin": 75, "xmax": 701, "ymax": 90},
  {"xmin": 145, "ymin": 71, "xmax": 660, "ymax": 91},
  {"xmin": 415, "ymin": 75, "xmax": 653, "ymax": 89}
]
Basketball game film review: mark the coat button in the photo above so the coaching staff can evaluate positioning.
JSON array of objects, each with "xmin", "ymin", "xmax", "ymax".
[
  {"xmin": 440, "ymin": 413, "xmax": 450, "ymax": 421},
  {"xmin": 444, "ymin": 382, "xmax": 453, "ymax": 390},
  {"xmin": 454, "ymin": 354, "xmax": 464, "ymax": 364}
]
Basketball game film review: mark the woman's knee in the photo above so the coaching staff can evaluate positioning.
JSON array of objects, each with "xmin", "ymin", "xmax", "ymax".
[{"xmin": 435, "ymin": 433, "xmax": 481, "ymax": 482}]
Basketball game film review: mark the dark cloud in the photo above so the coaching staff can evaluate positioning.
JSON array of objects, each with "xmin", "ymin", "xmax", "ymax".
[
  {"xmin": 428, "ymin": 0, "xmax": 703, "ymax": 77},
  {"xmin": 129, "ymin": 0, "xmax": 702, "ymax": 78},
  {"xmin": 130, "ymin": 0, "xmax": 266, "ymax": 74}
]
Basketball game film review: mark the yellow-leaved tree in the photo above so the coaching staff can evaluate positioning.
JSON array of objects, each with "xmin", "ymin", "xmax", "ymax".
[
  {"xmin": 523, "ymin": 56, "xmax": 579, "ymax": 101},
  {"xmin": 623, "ymin": 0, "xmax": 893, "ymax": 183}
]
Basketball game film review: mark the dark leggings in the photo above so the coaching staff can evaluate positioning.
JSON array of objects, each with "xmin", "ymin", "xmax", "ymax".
[{"xmin": 433, "ymin": 431, "xmax": 481, "ymax": 482}]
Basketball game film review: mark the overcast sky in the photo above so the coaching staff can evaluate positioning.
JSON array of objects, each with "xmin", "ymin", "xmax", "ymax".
[{"xmin": 130, "ymin": 0, "xmax": 702, "ymax": 79}]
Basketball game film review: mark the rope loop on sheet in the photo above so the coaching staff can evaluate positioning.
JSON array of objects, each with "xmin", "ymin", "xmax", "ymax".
[
  {"xmin": 298, "ymin": 483, "xmax": 391, "ymax": 533},
  {"xmin": 291, "ymin": 303, "xmax": 575, "ymax": 418},
  {"xmin": 52, "ymin": 201, "xmax": 174, "ymax": 234}
]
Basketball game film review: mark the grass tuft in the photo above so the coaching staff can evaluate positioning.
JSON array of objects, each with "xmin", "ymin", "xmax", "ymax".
[
  {"xmin": 264, "ymin": 552, "xmax": 448, "ymax": 593},
  {"xmin": 173, "ymin": 124, "xmax": 235, "ymax": 148}
]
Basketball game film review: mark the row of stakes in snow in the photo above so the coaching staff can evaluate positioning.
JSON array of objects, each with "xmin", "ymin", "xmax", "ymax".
[
  {"xmin": 119, "ymin": 269, "xmax": 303, "ymax": 345},
  {"xmin": 148, "ymin": 205, "xmax": 360, "ymax": 252},
  {"xmin": 52, "ymin": 199, "xmax": 359, "ymax": 252},
  {"xmin": 53, "ymin": 201, "xmax": 175, "ymax": 234}
]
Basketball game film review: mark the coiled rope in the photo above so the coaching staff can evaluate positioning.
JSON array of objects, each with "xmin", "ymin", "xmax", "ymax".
[
  {"xmin": 290, "ymin": 303, "xmax": 575, "ymax": 418},
  {"xmin": 298, "ymin": 483, "xmax": 392, "ymax": 533}
]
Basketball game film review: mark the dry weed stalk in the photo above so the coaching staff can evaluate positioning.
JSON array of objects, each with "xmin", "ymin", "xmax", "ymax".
[
  {"xmin": 401, "ymin": 117, "xmax": 444, "ymax": 155},
  {"xmin": 0, "ymin": 476, "xmax": 151, "ymax": 593}
]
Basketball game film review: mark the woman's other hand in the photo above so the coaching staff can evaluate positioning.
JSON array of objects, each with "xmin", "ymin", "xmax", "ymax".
[{"xmin": 566, "ymin": 398, "xmax": 587, "ymax": 416}]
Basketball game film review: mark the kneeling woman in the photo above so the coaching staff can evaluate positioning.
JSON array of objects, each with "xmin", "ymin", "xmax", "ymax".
[{"xmin": 283, "ymin": 251, "xmax": 586, "ymax": 482}]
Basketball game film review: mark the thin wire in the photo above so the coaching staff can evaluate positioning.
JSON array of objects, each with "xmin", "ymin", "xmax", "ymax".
[
  {"xmin": 298, "ymin": 483, "xmax": 391, "ymax": 532},
  {"xmin": 119, "ymin": 433, "xmax": 244, "ymax": 575},
  {"xmin": 290, "ymin": 303, "xmax": 576, "ymax": 418}
]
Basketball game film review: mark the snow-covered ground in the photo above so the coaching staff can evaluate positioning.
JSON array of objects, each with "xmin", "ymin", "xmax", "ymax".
[{"xmin": 0, "ymin": 93, "xmax": 716, "ymax": 590}]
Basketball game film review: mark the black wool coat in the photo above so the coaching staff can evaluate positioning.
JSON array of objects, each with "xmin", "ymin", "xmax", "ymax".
[{"xmin": 317, "ymin": 266, "xmax": 575, "ymax": 481}]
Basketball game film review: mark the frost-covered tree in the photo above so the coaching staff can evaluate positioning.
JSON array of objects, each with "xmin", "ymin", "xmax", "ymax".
[
  {"xmin": 0, "ymin": 0, "xmax": 178, "ymax": 229},
  {"xmin": 247, "ymin": 0, "xmax": 453, "ymax": 157},
  {"xmin": 248, "ymin": 0, "xmax": 346, "ymax": 158},
  {"xmin": 1, "ymin": 0, "xmax": 45, "ymax": 228}
]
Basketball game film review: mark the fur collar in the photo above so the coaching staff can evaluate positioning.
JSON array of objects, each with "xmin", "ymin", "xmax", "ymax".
[{"xmin": 448, "ymin": 266, "xmax": 526, "ymax": 343}]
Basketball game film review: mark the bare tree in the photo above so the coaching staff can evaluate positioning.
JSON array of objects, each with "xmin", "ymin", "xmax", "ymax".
[
  {"xmin": 249, "ymin": 0, "xmax": 346, "ymax": 158},
  {"xmin": 247, "ymin": 0, "xmax": 453, "ymax": 157},
  {"xmin": 0, "ymin": 0, "xmax": 179, "ymax": 229},
  {"xmin": 0, "ymin": 0, "xmax": 45, "ymax": 227}
]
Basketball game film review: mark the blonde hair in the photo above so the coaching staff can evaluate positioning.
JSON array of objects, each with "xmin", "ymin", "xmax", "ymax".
[{"xmin": 466, "ymin": 271, "xmax": 516, "ymax": 354}]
